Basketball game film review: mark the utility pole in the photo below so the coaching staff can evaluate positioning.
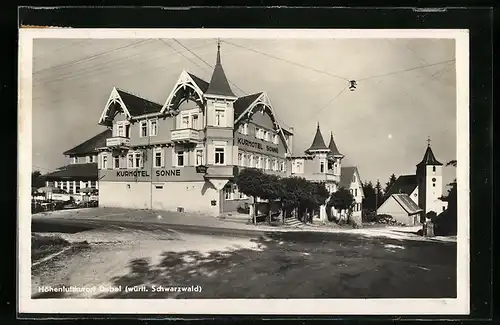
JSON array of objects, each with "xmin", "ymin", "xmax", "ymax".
[{"xmin": 375, "ymin": 178, "xmax": 379, "ymax": 217}]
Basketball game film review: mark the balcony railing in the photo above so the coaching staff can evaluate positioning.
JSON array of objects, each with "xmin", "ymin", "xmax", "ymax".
[
  {"xmin": 171, "ymin": 128, "xmax": 199, "ymax": 143},
  {"xmin": 106, "ymin": 136, "xmax": 130, "ymax": 148}
]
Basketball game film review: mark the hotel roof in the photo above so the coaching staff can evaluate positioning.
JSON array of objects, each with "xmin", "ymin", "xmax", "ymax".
[
  {"xmin": 44, "ymin": 163, "xmax": 98, "ymax": 181},
  {"xmin": 116, "ymin": 89, "xmax": 163, "ymax": 117},
  {"xmin": 63, "ymin": 129, "xmax": 112, "ymax": 156}
]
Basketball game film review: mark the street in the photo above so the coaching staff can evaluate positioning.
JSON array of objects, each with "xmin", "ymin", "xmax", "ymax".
[{"xmin": 31, "ymin": 209, "xmax": 457, "ymax": 299}]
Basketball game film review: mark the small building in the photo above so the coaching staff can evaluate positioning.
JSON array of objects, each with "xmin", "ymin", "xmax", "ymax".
[
  {"xmin": 44, "ymin": 129, "xmax": 112, "ymax": 194},
  {"xmin": 377, "ymin": 193, "xmax": 423, "ymax": 225},
  {"xmin": 380, "ymin": 142, "xmax": 448, "ymax": 223},
  {"xmin": 339, "ymin": 166, "xmax": 365, "ymax": 222}
]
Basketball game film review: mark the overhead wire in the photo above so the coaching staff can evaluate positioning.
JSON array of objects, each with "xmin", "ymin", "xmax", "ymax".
[
  {"xmin": 34, "ymin": 39, "xmax": 151, "ymax": 74},
  {"xmin": 33, "ymin": 41, "xmax": 214, "ymax": 88},
  {"xmin": 222, "ymin": 40, "xmax": 350, "ymax": 82}
]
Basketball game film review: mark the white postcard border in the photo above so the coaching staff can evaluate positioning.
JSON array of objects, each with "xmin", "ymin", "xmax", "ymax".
[{"xmin": 18, "ymin": 28, "xmax": 470, "ymax": 315}]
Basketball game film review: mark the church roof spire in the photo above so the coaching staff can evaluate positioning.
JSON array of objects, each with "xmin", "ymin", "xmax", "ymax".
[
  {"xmin": 205, "ymin": 40, "xmax": 236, "ymax": 98},
  {"xmin": 306, "ymin": 122, "xmax": 329, "ymax": 153},
  {"xmin": 417, "ymin": 137, "xmax": 443, "ymax": 167},
  {"xmin": 328, "ymin": 131, "xmax": 343, "ymax": 157}
]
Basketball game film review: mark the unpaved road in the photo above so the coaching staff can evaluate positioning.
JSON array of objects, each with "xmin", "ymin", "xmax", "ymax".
[{"xmin": 31, "ymin": 213, "xmax": 457, "ymax": 299}]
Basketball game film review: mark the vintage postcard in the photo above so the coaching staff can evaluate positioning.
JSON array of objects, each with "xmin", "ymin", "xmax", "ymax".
[{"xmin": 18, "ymin": 28, "xmax": 469, "ymax": 315}]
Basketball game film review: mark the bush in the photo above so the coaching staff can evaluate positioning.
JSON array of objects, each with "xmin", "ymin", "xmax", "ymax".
[{"xmin": 362, "ymin": 209, "xmax": 377, "ymax": 222}]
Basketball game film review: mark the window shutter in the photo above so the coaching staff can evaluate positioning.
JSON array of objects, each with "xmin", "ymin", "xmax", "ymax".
[
  {"xmin": 97, "ymin": 153, "xmax": 101, "ymax": 169},
  {"xmin": 161, "ymin": 148, "xmax": 165, "ymax": 167}
]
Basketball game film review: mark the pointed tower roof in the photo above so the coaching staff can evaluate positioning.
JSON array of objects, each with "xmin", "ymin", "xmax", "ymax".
[
  {"xmin": 306, "ymin": 123, "xmax": 329, "ymax": 153},
  {"xmin": 327, "ymin": 131, "xmax": 343, "ymax": 157},
  {"xmin": 205, "ymin": 41, "xmax": 236, "ymax": 98},
  {"xmin": 417, "ymin": 140, "xmax": 443, "ymax": 167}
]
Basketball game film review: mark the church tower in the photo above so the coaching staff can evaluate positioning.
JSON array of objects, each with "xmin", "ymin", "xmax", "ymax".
[{"xmin": 416, "ymin": 138, "xmax": 444, "ymax": 223}]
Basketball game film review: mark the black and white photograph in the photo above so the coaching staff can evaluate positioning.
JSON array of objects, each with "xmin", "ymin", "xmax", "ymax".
[{"xmin": 18, "ymin": 28, "xmax": 469, "ymax": 315}]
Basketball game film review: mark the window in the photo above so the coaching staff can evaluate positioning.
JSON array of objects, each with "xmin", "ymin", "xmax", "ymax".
[
  {"xmin": 117, "ymin": 124, "xmax": 125, "ymax": 137},
  {"xmin": 149, "ymin": 119, "xmax": 158, "ymax": 136},
  {"xmin": 127, "ymin": 153, "xmax": 134, "ymax": 168},
  {"xmin": 264, "ymin": 130, "xmax": 269, "ymax": 141},
  {"xmin": 242, "ymin": 123, "xmax": 248, "ymax": 135},
  {"xmin": 176, "ymin": 150, "xmax": 185, "ymax": 167},
  {"xmin": 273, "ymin": 134, "xmax": 279, "ymax": 145},
  {"xmin": 102, "ymin": 154, "xmax": 108, "ymax": 169},
  {"xmin": 72, "ymin": 157, "xmax": 77, "ymax": 164},
  {"xmin": 191, "ymin": 114, "xmax": 199, "ymax": 129},
  {"xmin": 196, "ymin": 149, "xmax": 204, "ymax": 166},
  {"xmin": 215, "ymin": 109, "xmax": 225, "ymax": 127},
  {"xmin": 432, "ymin": 183, "xmax": 436, "ymax": 187},
  {"xmin": 154, "ymin": 148, "xmax": 164, "ymax": 168},
  {"xmin": 433, "ymin": 166, "xmax": 436, "ymax": 172},
  {"xmin": 248, "ymin": 154, "xmax": 254, "ymax": 167},
  {"xmin": 255, "ymin": 128, "xmax": 263, "ymax": 139},
  {"xmin": 242, "ymin": 153, "xmax": 247, "ymax": 167},
  {"xmin": 238, "ymin": 152, "xmax": 243, "ymax": 166},
  {"xmin": 352, "ymin": 174, "xmax": 356, "ymax": 183},
  {"xmin": 215, "ymin": 147, "xmax": 225, "ymax": 165},
  {"xmin": 279, "ymin": 160, "xmax": 284, "ymax": 172},
  {"xmin": 320, "ymin": 161, "xmax": 325, "ymax": 173},
  {"xmin": 114, "ymin": 156, "xmax": 120, "ymax": 169},
  {"xmin": 224, "ymin": 184, "xmax": 236, "ymax": 200},
  {"xmin": 355, "ymin": 188, "xmax": 358, "ymax": 197},
  {"xmin": 239, "ymin": 191, "xmax": 248, "ymax": 199},
  {"xmin": 127, "ymin": 152, "xmax": 143, "ymax": 168},
  {"xmin": 271, "ymin": 159, "xmax": 277, "ymax": 171},
  {"xmin": 260, "ymin": 156, "xmax": 265, "ymax": 169},
  {"xmin": 140, "ymin": 121, "xmax": 148, "ymax": 137},
  {"xmin": 134, "ymin": 152, "xmax": 142, "ymax": 168},
  {"xmin": 182, "ymin": 115, "xmax": 189, "ymax": 128},
  {"xmin": 238, "ymin": 124, "xmax": 245, "ymax": 134}
]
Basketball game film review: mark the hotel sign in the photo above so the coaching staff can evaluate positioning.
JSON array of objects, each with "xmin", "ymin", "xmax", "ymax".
[
  {"xmin": 236, "ymin": 136, "xmax": 279, "ymax": 154},
  {"xmin": 116, "ymin": 170, "xmax": 181, "ymax": 177},
  {"xmin": 100, "ymin": 167, "xmax": 205, "ymax": 182}
]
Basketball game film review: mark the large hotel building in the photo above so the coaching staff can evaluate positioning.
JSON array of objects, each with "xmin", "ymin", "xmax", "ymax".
[{"xmin": 50, "ymin": 43, "xmax": 364, "ymax": 219}]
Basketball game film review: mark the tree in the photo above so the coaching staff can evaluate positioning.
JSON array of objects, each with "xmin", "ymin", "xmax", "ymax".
[
  {"xmin": 383, "ymin": 173, "xmax": 398, "ymax": 197},
  {"xmin": 235, "ymin": 168, "xmax": 268, "ymax": 225},
  {"xmin": 374, "ymin": 180, "xmax": 384, "ymax": 208},
  {"xmin": 279, "ymin": 176, "xmax": 306, "ymax": 220},
  {"xmin": 32, "ymin": 170, "xmax": 46, "ymax": 189},
  {"xmin": 436, "ymin": 160, "xmax": 457, "ymax": 235},
  {"xmin": 303, "ymin": 182, "xmax": 329, "ymax": 223},
  {"xmin": 259, "ymin": 173, "xmax": 283, "ymax": 224},
  {"xmin": 362, "ymin": 181, "xmax": 376, "ymax": 211},
  {"xmin": 327, "ymin": 188, "xmax": 355, "ymax": 223}
]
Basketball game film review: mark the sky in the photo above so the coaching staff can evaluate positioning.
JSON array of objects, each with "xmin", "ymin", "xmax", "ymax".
[{"xmin": 32, "ymin": 37, "xmax": 457, "ymax": 186}]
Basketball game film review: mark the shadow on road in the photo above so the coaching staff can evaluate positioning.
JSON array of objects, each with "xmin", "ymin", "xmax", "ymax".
[
  {"xmin": 32, "ymin": 219, "xmax": 96, "ymax": 234},
  {"xmin": 100, "ymin": 232, "xmax": 457, "ymax": 299}
]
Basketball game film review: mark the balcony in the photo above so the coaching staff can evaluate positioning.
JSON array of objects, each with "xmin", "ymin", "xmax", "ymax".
[
  {"xmin": 171, "ymin": 128, "xmax": 199, "ymax": 144},
  {"xmin": 106, "ymin": 136, "xmax": 130, "ymax": 148}
]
